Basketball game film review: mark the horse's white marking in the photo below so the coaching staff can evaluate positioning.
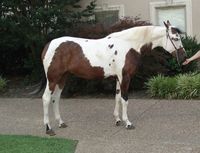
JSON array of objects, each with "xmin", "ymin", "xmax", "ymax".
[
  {"xmin": 42, "ymin": 81, "xmax": 51, "ymax": 128},
  {"xmin": 121, "ymin": 98, "xmax": 132, "ymax": 127},
  {"xmin": 52, "ymin": 85, "xmax": 64, "ymax": 126},
  {"xmin": 43, "ymin": 83, "xmax": 64, "ymax": 128}
]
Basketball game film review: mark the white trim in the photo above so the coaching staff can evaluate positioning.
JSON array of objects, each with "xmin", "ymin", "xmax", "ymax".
[
  {"xmin": 95, "ymin": 4, "xmax": 125, "ymax": 19},
  {"xmin": 150, "ymin": 0, "xmax": 193, "ymax": 36}
]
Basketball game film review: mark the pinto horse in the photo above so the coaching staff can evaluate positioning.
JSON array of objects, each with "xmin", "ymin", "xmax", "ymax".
[{"xmin": 41, "ymin": 21, "xmax": 186, "ymax": 136}]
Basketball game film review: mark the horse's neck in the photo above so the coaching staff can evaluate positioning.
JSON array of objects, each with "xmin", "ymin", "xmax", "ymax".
[
  {"xmin": 109, "ymin": 26, "xmax": 166, "ymax": 51},
  {"xmin": 150, "ymin": 27, "xmax": 166, "ymax": 49}
]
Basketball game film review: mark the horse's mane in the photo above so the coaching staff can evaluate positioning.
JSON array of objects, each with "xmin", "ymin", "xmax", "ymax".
[{"xmin": 107, "ymin": 25, "xmax": 166, "ymax": 42}]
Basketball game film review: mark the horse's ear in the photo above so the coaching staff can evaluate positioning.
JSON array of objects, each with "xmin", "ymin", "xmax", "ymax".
[
  {"xmin": 167, "ymin": 20, "xmax": 171, "ymax": 26},
  {"xmin": 163, "ymin": 21, "xmax": 169, "ymax": 29}
]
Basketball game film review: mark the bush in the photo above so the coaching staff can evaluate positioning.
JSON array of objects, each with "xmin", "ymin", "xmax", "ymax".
[
  {"xmin": 0, "ymin": 76, "xmax": 7, "ymax": 92},
  {"xmin": 176, "ymin": 73, "xmax": 200, "ymax": 99},
  {"xmin": 74, "ymin": 16, "xmax": 151, "ymax": 38},
  {"xmin": 0, "ymin": 0, "xmax": 96, "ymax": 79},
  {"xmin": 62, "ymin": 75, "xmax": 116, "ymax": 97},
  {"xmin": 146, "ymin": 72, "xmax": 200, "ymax": 99},
  {"xmin": 146, "ymin": 75, "xmax": 177, "ymax": 99}
]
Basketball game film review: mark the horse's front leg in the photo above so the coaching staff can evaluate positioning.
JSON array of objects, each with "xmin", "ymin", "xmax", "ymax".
[
  {"xmin": 120, "ymin": 75, "xmax": 135, "ymax": 129},
  {"xmin": 114, "ymin": 80, "xmax": 122, "ymax": 126}
]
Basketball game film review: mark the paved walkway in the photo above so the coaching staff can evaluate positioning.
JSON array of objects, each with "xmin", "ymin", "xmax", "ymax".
[{"xmin": 0, "ymin": 98, "xmax": 200, "ymax": 153}]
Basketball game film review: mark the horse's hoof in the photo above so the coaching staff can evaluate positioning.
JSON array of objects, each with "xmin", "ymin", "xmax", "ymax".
[
  {"xmin": 115, "ymin": 120, "xmax": 122, "ymax": 126},
  {"xmin": 59, "ymin": 123, "xmax": 67, "ymax": 128},
  {"xmin": 126, "ymin": 124, "xmax": 135, "ymax": 130},
  {"xmin": 46, "ymin": 129, "xmax": 56, "ymax": 136}
]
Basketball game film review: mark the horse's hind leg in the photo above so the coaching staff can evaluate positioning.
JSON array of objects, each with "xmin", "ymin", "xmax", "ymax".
[
  {"xmin": 114, "ymin": 80, "xmax": 122, "ymax": 126},
  {"xmin": 42, "ymin": 83, "xmax": 56, "ymax": 136},
  {"xmin": 52, "ymin": 85, "xmax": 67, "ymax": 128}
]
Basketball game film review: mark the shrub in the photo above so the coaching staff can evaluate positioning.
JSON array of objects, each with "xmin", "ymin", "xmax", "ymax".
[
  {"xmin": 146, "ymin": 75, "xmax": 177, "ymax": 99},
  {"xmin": 61, "ymin": 76, "xmax": 116, "ymax": 97},
  {"xmin": 176, "ymin": 73, "xmax": 200, "ymax": 99},
  {"xmin": 0, "ymin": 76, "xmax": 7, "ymax": 92},
  {"xmin": 0, "ymin": 0, "xmax": 96, "ymax": 78},
  {"xmin": 146, "ymin": 72, "xmax": 200, "ymax": 99},
  {"xmin": 74, "ymin": 16, "xmax": 151, "ymax": 39}
]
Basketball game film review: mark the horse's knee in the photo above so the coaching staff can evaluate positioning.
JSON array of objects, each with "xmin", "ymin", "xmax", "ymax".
[{"xmin": 120, "ymin": 75, "xmax": 130, "ymax": 101}]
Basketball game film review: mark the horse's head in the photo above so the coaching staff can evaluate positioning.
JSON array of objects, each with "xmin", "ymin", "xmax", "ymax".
[{"xmin": 163, "ymin": 20, "xmax": 187, "ymax": 65}]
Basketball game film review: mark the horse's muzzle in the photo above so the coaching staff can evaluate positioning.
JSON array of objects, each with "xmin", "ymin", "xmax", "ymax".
[{"xmin": 172, "ymin": 48, "xmax": 187, "ymax": 64}]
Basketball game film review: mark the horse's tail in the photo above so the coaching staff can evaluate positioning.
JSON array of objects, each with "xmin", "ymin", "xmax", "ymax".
[
  {"xmin": 29, "ymin": 42, "xmax": 51, "ymax": 96},
  {"xmin": 29, "ymin": 75, "xmax": 46, "ymax": 95}
]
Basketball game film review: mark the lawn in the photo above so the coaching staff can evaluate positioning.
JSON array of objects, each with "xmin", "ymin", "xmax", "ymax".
[{"xmin": 0, "ymin": 135, "xmax": 78, "ymax": 153}]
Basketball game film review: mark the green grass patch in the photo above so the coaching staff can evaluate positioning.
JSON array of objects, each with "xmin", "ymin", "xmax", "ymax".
[
  {"xmin": 0, "ymin": 135, "xmax": 78, "ymax": 153},
  {"xmin": 146, "ymin": 72, "xmax": 200, "ymax": 99}
]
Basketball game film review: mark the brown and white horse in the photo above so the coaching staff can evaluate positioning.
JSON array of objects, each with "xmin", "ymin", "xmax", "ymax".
[{"xmin": 41, "ymin": 21, "xmax": 186, "ymax": 136}]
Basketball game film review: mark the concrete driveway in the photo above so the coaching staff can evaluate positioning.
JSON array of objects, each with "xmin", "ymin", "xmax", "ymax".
[{"xmin": 0, "ymin": 98, "xmax": 200, "ymax": 153}]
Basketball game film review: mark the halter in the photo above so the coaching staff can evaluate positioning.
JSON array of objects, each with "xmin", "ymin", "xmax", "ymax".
[{"xmin": 166, "ymin": 30, "xmax": 184, "ymax": 65}]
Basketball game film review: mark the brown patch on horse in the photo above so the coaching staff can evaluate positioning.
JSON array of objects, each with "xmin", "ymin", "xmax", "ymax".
[
  {"xmin": 140, "ymin": 43, "xmax": 153, "ymax": 56},
  {"xmin": 121, "ymin": 48, "xmax": 141, "ymax": 100},
  {"xmin": 123, "ymin": 48, "xmax": 141, "ymax": 77},
  {"xmin": 47, "ymin": 41, "xmax": 104, "ymax": 92},
  {"xmin": 41, "ymin": 42, "xmax": 50, "ymax": 60}
]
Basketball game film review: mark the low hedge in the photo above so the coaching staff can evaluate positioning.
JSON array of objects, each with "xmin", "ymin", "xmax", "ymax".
[{"xmin": 146, "ymin": 72, "xmax": 200, "ymax": 99}]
